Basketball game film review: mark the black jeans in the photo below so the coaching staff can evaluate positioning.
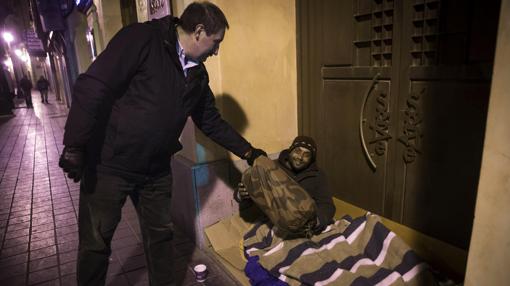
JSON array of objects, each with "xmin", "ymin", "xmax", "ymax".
[{"xmin": 77, "ymin": 169, "xmax": 174, "ymax": 286}]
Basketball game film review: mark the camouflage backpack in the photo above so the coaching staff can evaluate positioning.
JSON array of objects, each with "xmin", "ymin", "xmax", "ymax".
[{"xmin": 242, "ymin": 156, "xmax": 318, "ymax": 238}]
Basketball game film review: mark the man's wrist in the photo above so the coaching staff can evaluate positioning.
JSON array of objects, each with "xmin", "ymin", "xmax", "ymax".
[{"xmin": 243, "ymin": 148, "xmax": 253, "ymax": 159}]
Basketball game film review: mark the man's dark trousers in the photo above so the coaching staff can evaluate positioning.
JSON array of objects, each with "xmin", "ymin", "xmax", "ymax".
[
  {"xmin": 40, "ymin": 89, "xmax": 48, "ymax": 103},
  {"xmin": 24, "ymin": 90, "xmax": 32, "ymax": 108},
  {"xmin": 77, "ymin": 169, "xmax": 174, "ymax": 286}
]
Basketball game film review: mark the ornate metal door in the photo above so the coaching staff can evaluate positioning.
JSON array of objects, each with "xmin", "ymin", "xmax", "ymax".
[{"xmin": 297, "ymin": 0, "xmax": 500, "ymax": 249}]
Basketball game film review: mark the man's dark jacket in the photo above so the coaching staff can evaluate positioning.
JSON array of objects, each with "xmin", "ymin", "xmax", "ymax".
[
  {"xmin": 19, "ymin": 77, "xmax": 32, "ymax": 93},
  {"xmin": 63, "ymin": 16, "xmax": 251, "ymax": 176},
  {"xmin": 36, "ymin": 78, "xmax": 49, "ymax": 91},
  {"xmin": 277, "ymin": 150, "xmax": 335, "ymax": 230}
]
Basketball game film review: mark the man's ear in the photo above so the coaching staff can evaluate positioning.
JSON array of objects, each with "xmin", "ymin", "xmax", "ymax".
[{"xmin": 193, "ymin": 24, "xmax": 205, "ymax": 41}]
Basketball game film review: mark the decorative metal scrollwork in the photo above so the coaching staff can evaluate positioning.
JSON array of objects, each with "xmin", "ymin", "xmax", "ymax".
[
  {"xmin": 369, "ymin": 91, "xmax": 391, "ymax": 157},
  {"xmin": 398, "ymin": 88, "xmax": 425, "ymax": 164},
  {"xmin": 360, "ymin": 73, "xmax": 391, "ymax": 171}
]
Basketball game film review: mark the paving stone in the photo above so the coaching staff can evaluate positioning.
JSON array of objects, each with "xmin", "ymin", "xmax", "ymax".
[
  {"xmin": 114, "ymin": 243, "xmax": 145, "ymax": 262},
  {"xmin": 112, "ymin": 226, "xmax": 134, "ymax": 240},
  {"xmin": 0, "ymin": 273, "xmax": 26, "ymax": 286},
  {"xmin": 32, "ymin": 205, "xmax": 53, "ymax": 214},
  {"xmin": 55, "ymin": 224, "xmax": 77, "ymax": 236},
  {"xmin": 60, "ymin": 274, "xmax": 78, "ymax": 286},
  {"xmin": 10, "ymin": 209, "xmax": 31, "ymax": 218},
  {"xmin": 59, "ymin": 260, "xmax": 77, "ymax": 276},
  {"xmin": 0, "ymin": 242, "xmax": 28, "ymax": 258},
  {"xmin": 124, "ymin": 267, "xmax": 149, "ymax": 286},
  {"xmin": 7, "ymin": 221, "xmax": 31, "ymax": 231},
  {"xmin": 30, "ymin": 237, "xmax": 56, "ymax": 251},
  {"xmin": 28, "ymin": 265, "xmax": 59, "ymax": 285},
  {"xmin": 0, "ymin": 262, "xmax": 27, "ymax": 280},
  {"xmin": 107, "ymin": 259, "xmax": 123, "ymax": 276},
  {"xmin": 34, "ymin": 278, "xmax": 61, "ymax": 286},
  {"xmin": 121, "ymin": 254, "xmax": 147, "ymax": 272},
  {"xmin": 32, "ymin": 222, "xmax": 55, "ymax": 234},
  {"xmin": 0, "ymin": 253, "xmax": 28, "ymax": 267},
  {"xmin": 58, "ymin": 250, "xmax": 77, "ymax": 264},
  {"xmin": 55, "ymin": 218, "xmax": 77, "ymax": 228},
  {"xmin": 106, "ymin": 274, "xmax": 130, "ymax": 286},
  {"xmin": 9, "ymin": 214, "xmax": 31, "ymax": 224},
  {"xmin": 57, "ymin": 240, "xmax": 78, "ymax": 253},
  {"xmin": 53, "ymin": 206, "xmax": 75, "ymax": 215},
  {"xmin": 29, "ymin": 255, "xmax": 58, "ymax": 272},
  {"xmin": 111, "ymin": 236, "xmax": 140, "ymax": 250},
  {"xmin": 3, "ymin": 235, "xmax": 30, "ymax": 248},
  {"xmin": 31, "ymin": 229, "xmax": 55, "ymax": 241},
  {"xmin": 56, "ymin": 231, "xmax": 78, "ymax": 243},
  {"xmin": 32, "ymin": 216, "xmax": 55, "ymax": 226},
  {"xmin": 5, "ymin": 227, "xmax": 30, "ymax": 240},
  {"xmin": 30, "ymin": 245, "xmax": 57, "ymax": 261}
]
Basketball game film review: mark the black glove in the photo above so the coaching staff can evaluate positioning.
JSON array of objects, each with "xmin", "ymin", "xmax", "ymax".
[
  {"xmin": 233, "ymin": 182, "xmax": 251, "ymax": 203},
  {"xmin": 59, "ymin": 146, "xmax": 85, "ymax": 182},
  {"xmin": 245, "ymin": 147, "xmax": 267, "ymax": 166}
]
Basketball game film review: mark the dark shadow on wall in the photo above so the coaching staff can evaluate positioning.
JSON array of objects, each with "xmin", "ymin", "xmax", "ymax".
[
  {"xmin": 195, "ymin": 92, "xmax": 249, "ymax": 187},
  {"xmin": 211, "ymin": 93, "xmax": 265, "ymax": 222},
  {"xmin": 215, "ymin": 93, "xmax": 249, "ymax": 134}
]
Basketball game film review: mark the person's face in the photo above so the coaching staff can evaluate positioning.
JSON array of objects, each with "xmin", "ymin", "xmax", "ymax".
[
  {"xmin": 189, "ymin": 25, "xmax": 225, "ymax": 62},
  {"xmin": 289, "ymin": 146, "xmax": 312, "ymax": 171}
]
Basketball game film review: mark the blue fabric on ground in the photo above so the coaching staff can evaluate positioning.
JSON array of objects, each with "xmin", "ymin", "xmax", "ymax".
[{"xmin": 245, "ymin": 256, "xmax": 288, "ymax": 286}]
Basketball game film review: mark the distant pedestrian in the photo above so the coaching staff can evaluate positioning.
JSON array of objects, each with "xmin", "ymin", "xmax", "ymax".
[
  {"xmin": 19, "ymin": 75, "xmax": 33, "ymax": 108},
  {"xmin": 36, "ymin": 76, "xmax": 50, "ymax": 103}
]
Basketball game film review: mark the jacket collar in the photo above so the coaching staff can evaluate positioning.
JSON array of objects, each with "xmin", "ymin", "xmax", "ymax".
[
  {"xmin": 156, "ymin": 16, "xmax": 208, "ymax": 84},
  {"xmin": 153, "ymin": 16, "xmax": 186, "ymax": 77}
]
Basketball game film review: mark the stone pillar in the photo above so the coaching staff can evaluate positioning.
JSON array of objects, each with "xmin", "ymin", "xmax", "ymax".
[{"xmin": 464, "ymin": 0, "xmax": 510, "ymax": 284}]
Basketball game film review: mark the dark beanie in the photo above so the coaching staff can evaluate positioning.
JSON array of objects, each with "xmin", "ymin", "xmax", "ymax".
[{"xmin": 289, "ymin": 136, "xmax": 317, "ymax": 160}]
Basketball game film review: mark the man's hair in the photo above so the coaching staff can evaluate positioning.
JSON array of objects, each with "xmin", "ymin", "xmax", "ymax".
[{"xmin": 179, "ymin": 1, "xmax": 229, "ymax": 35}]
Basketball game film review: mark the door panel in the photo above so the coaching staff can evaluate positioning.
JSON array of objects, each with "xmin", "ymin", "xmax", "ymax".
[
  {"xmin": 394, "ymin": 81, "xmax": 489, "ymax": 248},
  {"xmin": 321, "ymin": 0, "xmax": 354, "ymax": 65},
  {"xmin": 320, "ymin": 80, "xmax": 392, "ymax": 214}
]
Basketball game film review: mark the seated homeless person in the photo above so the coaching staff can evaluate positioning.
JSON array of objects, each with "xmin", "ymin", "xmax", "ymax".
[{"xmin": 236, "ymin": 136, "xmax": 336, "ymax": 235}]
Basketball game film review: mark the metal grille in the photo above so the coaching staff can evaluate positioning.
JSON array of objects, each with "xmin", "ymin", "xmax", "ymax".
[
  {"xmin": 353, "ymin": 0, "xmax": 394, "ymax": 67},
  {"xmin": 411, "ymin": 0, "xmax": 441, "ymax": 66}
]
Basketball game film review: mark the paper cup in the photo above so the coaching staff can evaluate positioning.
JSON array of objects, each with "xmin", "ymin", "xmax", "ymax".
[{"xmin": 193, "ymin": 264, "xmax": 208, "ymax": 282}]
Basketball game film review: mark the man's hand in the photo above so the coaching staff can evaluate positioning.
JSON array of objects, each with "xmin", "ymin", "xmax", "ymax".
[
  {"xmin": 244, "ymin": 147, "xmax": 267, "ymax": 166},
  {"xmin": 59, "ymin": 146, "xmax": 85, "ymax": 182}
]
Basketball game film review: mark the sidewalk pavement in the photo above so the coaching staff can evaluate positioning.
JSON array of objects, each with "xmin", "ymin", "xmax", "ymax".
[{"xmin": 0, "ymin": 92, "xmax": 239, "ymax": 285}]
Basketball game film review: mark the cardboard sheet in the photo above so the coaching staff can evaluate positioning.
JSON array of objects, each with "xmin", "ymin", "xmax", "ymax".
[{"xmin": 205, "ymin": 213, "xmax": 254, "ymax": 270}]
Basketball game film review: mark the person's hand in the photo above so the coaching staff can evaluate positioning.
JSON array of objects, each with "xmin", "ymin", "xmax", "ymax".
[
  {"xmin": 233, "ymin": 183, "xmax": 251, "ymax": 203},
  {"xmin": 59, "ymin": 146, "xmax": 85, "ymax": 182},
  {"xmin": 244, "ymin": 147, "xmax": 267, "ymax": 166},
  {"xmin": 312, "ymin": 216, "xmax": 331, "ymax": 235}
]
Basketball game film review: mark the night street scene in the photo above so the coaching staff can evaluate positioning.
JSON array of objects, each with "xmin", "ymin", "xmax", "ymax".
[{"xmin": 0, "ymin": 0, "xmax": 509, "ymax": 286}]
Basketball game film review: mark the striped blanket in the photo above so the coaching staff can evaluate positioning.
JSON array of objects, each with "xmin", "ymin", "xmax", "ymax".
[{"xmin": 243, "ymin": 213, "xmax": 438, "ymax": 286}]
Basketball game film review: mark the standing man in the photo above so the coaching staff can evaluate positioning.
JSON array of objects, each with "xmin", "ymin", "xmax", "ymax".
[
  {"xmin": 58, "ymin": 2, "xmax": 266, "ymax": 285},
  {"xmin": 36, "ymin": 75, "xmax": 50, "ymax": 103},
  {"xmin": 19, "ymin": 74, "xmax": 33, "ymax": 108}
]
